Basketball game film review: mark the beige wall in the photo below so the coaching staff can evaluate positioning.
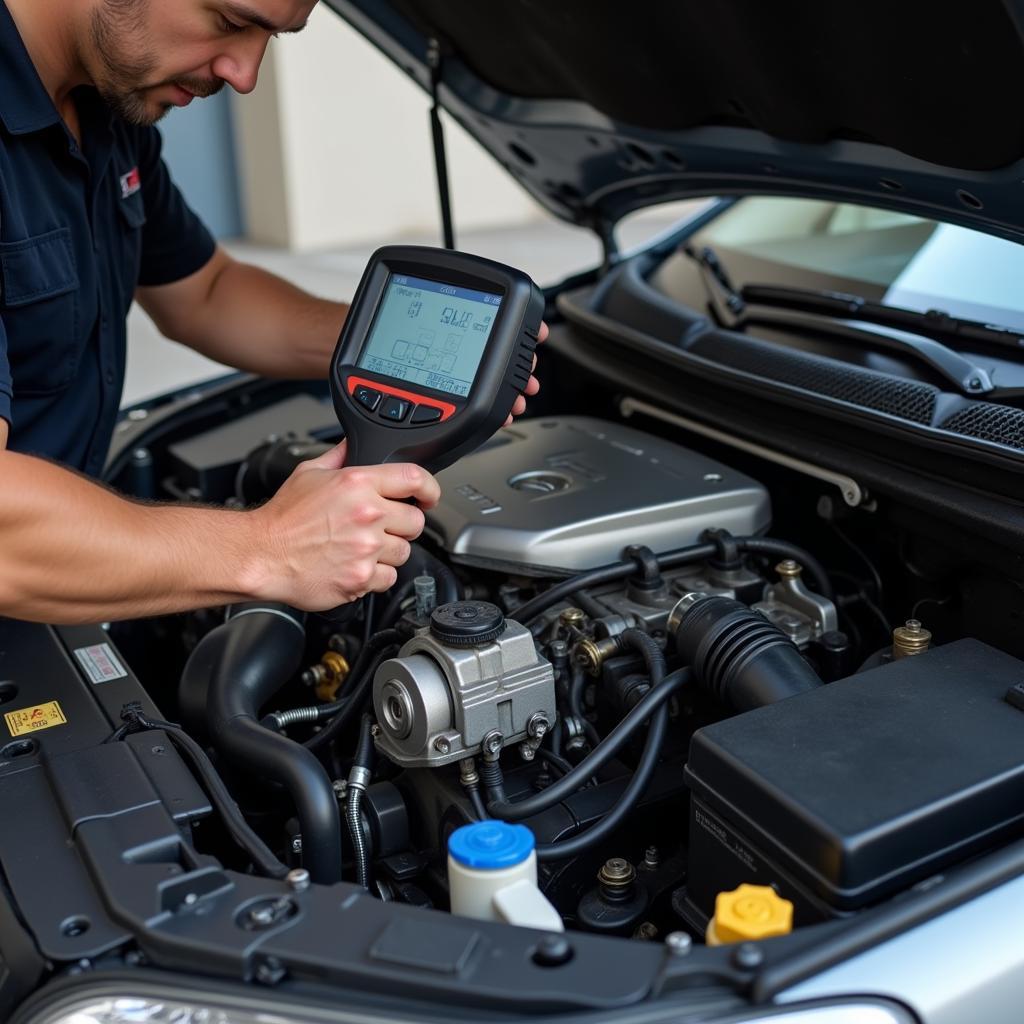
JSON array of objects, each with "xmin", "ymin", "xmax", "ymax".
[{"xmin": 234, "ymin": 5, "xmax": 542, "ymax": 250}]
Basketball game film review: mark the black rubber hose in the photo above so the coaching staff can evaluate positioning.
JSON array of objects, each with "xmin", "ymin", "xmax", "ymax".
[
  {"xmin": 479, "ymin": 758, "xmax": 507, "ymax": 804},
  {"xmin": 513, "ymin": 537, "xmax": 832, "ymax": 627},
  {"xmin": 468, "ymin": 787, "xmax": 489, "ymax": 822},
  {"xmin": 739, "ymin": 537, "xmax": 834, "ymax": 601},
  {"xmin": 181, "ymin": 605, "xmax": 343, "ymax": 884},
  {"xmin": 514, "ymin": 544, "xmax": 717, "ymax": 625},
  {"xmin": 487, "ymin": 655, "xmax": 689, "ymax": 823},
  {"xmin": 571, "ymin": 590, "xmax": 608, "ymax": 619},
  {"xmin": 535, "ymin": 747, "xmax": 574, "ymax": 776},
  {"xmin": 348, "ymin": 713, "xmax": 375, "ymax": 889},
  {"xmin": 534, "ymin": 631, "xmax": 669, "ymax": 860},
  {"xmin": 304, "ymin": 629, "xmax": 402, "ymax": 753},
  {"xmin": 377, "ymin": 579, "xmax": 415, "ymax": 631},
  {"xmin": 536, "ymin": 703, "xmax": 669, "ymax": 862},
  {"xmin": 354, "ymin": 711, "xmax": 375, "ymax": 765},
  {"xmin": 119, "ymin": 711, "xmax": 289, "ymax": 880}
]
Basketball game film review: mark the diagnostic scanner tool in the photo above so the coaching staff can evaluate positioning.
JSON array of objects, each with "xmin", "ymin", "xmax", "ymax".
[{"xmin": 330, "ymin": 245, "xmax": 544, "ymax": 473}]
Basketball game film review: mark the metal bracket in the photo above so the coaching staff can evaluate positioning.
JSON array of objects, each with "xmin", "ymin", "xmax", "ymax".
[{"xmin": 620, "ymin": 397, "xmax": 867, "ymax": 507}]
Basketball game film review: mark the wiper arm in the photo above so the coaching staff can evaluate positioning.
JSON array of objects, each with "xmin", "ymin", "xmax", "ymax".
[{"xmin": 682, "ymin": 244, "xmax": 997, "ymax": 396}]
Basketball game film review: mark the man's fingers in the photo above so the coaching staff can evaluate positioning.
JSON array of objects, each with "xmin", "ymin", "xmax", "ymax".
[
  {"xmin": 382, "ymin": 499, "xmax": 426, "ymax": 540},
  {"xmin": 368, "ymin": 563, "xmax": 399, "ymax": 594},
  {"xmin": 525, "ymin": 375, "xmax": 540, "ymax": 396},
  {"xmin": 308, "ymin": 439, "xmax": 348, "ymax": 470},
  {"xmin": 378, "ymin": 534, "xmax": 413, "ymax": 568},
  {"xmin": 359, "ymin": 463, "xmax": 441, "ymax": 507},
  {"xmin": 538, "ymin": 320, "xmax": 549, "ymax": 343}
]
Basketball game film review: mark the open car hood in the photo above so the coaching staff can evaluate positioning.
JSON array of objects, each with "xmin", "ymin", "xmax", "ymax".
[{"xmin": 325, "ymin": 0, "xmax": 1024, "ymax": 244}]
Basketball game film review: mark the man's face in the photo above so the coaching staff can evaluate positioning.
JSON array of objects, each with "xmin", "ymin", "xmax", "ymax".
[{"xmin": 86, "ymin": 0, "xmax": 316, "ymax": 125}]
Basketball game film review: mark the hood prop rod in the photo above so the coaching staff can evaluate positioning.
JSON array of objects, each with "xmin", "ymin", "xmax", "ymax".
[{"xmin": 427, "ymin": 39, "xmax": 455, "ymax": 250}]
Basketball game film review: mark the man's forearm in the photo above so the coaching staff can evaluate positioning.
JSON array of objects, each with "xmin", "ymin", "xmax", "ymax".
[
  {"xmin": 143, "ymin": 254, "xmax": 349, "ymax": 380},
  {"xmin": 0, "ymin": 451, "xmax": 263, "ymax": 623}
]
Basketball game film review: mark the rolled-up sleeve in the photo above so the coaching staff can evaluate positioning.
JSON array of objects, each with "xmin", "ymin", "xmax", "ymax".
[
  {"xmin": 0, "ymin": 316, "xmax": 12, "ymax": 428},
  {"xmin": 134, "ymin": 126, "xmax": 216, "ymax": 287}
]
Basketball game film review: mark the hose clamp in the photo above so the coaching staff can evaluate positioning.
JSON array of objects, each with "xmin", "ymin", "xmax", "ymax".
[
  {"xmin": 667, "ymin": 592, "xmax": 710, "ymax": 636},
  {"xmin": 347, "ymin": 765, "xmax": 372, "ymax": 792}
]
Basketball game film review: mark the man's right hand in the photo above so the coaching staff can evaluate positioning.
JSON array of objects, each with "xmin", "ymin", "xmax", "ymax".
[{"xmin": 245, "ymin": 440, "xmax": 441, "ymax": 611}]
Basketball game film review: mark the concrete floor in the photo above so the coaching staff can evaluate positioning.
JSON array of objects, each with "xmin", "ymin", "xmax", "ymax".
[{"xmin": 122, "ymin": 207, "xmax": 695, "ymax": 406}]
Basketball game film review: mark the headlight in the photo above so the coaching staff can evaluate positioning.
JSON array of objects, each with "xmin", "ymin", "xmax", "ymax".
[
  {"xmin": 29, "ymin": 996, "xmax": 305, "ymax": 1024},
  {"xmin": 20, "ymin": 987, "xmax": 914, "ymax": 1024},
  {"xmin": 19, "ymin": 987, "xmax": 355, "ymax": 1024}
]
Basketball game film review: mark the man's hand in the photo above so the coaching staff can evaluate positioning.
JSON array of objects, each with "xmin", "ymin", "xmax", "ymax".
[
  {"xmin": 246, "ymin": 440, "xmax": 440, "ymax": 610},
  {"xmin": 504, "ymin": 320, "xmax": 548, "ymax": 426}
]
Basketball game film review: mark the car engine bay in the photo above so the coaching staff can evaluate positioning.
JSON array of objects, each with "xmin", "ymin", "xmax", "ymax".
[{"xmin": 6, "ymin": 362, "xmax": 1024, "ymax": 1001}]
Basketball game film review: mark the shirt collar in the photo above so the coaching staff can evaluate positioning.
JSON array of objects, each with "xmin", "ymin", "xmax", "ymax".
[{"xmin": 0, "ymin": 0, "xmax": 63, "ymax": 135}]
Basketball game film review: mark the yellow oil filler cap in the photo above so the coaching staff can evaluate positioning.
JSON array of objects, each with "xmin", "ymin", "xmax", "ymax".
[{"xmin": 706, "ymin": 884, "xmax": 793, "ymax": 945}]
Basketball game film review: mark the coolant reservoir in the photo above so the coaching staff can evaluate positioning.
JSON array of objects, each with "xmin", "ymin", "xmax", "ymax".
[{"xmin": 447, "ymin": 821, "xmax": 563, "ymax": 931}]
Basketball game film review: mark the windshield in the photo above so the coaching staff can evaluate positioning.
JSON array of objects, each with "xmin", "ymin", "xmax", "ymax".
[{"xmin": 660, "ymin": 197, "xmax": 1024, "ymax": 333}]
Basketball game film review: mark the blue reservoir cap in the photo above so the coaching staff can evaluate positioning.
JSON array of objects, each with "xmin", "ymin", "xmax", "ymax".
[{"xmin": 448, "ymin": 820, "xmax": 535, "ymax": 870}]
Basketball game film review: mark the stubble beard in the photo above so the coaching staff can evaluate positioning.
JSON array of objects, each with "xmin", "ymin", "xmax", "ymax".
[
  {"xmin": 87, "ymin": 0, "xmax": 224, "ymax": 125},
  {"xmin": 88, "ymin": 0, "xmax": 164, "ymax": 124}
]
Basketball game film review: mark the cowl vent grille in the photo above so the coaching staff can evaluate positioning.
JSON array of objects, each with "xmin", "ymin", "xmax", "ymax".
[
  {"xmin": 940, "ymin": 403, "xmax": 1024, "ymax": 451},
  {"xmin": 688, "ymin": 333, "xmax": 939, "ymax": 424}
]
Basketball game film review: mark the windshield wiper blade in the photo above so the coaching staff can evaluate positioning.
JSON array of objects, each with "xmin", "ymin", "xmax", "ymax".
[
  {"xmin": 682, "ymin": 244, "xmax": 997, "ymax": 396},
  {"xmin": 744, "ymin": 282, "xmax": 1024, "ymax": 356}
]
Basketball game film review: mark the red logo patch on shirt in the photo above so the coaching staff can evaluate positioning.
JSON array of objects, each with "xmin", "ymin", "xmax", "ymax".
[{"xmin": 120, "ymin": 167, "xmax": 141, "ymax": 199}]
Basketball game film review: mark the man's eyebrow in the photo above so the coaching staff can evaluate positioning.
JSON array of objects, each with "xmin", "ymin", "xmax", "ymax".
[{"xmin": 221, "ymin": 3, "xmax": 308, "ymax": 34}]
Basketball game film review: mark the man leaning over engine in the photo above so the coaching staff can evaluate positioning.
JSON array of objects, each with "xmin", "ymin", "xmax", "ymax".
[{"xmin": 0, "ymin": 0, "xmax": 544, "ymax": 623}]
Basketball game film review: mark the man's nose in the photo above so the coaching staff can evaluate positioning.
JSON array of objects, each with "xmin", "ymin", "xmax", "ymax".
[{"xmin": 210, "ymin": 33, "xmax": 271, "ymax": 95}]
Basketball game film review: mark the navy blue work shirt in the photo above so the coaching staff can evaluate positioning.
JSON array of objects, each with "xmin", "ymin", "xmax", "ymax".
[{"xmin": 0, "ymin": 1, "xmax": 215, "ymax": 475}]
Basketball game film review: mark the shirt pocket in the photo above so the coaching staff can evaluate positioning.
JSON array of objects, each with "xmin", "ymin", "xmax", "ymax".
[{"xmin": 0, "ymin": 227, "xmax": 81, "ymax": 396}]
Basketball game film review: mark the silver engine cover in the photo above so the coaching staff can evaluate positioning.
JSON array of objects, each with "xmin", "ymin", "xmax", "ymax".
[{"xmin": 426, "ymin": 416, "xmax": 771, "ymax": 575}]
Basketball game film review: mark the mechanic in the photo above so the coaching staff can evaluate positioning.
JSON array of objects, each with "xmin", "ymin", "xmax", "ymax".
[{"xmin": 0, "ymin": 0, "xmax": 544, "ymax": 625}]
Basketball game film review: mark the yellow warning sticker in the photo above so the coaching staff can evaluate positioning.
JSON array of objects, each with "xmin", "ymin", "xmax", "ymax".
[{"xmin": 5, "ymin": 701, "xmax": 67, "ymax": 737}]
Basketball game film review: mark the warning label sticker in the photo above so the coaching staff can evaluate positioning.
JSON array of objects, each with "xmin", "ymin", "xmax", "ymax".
[
  {"xmin": 74, "ymin": 643, "xmax": 127, "ymax": 685},
  {"xmin": 5, "ymin": 701, "xmax": 67, "ymax": 737}
]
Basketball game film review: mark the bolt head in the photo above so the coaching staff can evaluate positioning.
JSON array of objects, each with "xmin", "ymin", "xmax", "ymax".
[
  {"xmin": 286, "ymin": 868, "xmax": 310, "ymax": 893},
  {"xmin": 434, "ymin": 737, "xmax": 451, "ymax": 755},
  {"xmin": 599, "ymin": 857, "xmax": 636, "ymax": 888},
  {"xmin": 291, "ymin": 836, "xmax": 303, "ymax": 853},
  {"xmin": 532, "ymin": 934, "xmax": 574, "ymax": 967},
  {"xmin": 732, "ymin": 942, "xmax": 765, "ymax": 969},
  {"xmin": 249, "ymin": 906, "xmax": 274, "ymax": 926},
  {"xmin": 518, "ymin": 741, "xmax": 536, "ymax": 761},
  {"xmin": 665, "ymin": 931, "xmax": 692, "ymax": 955},
  {"xmin": 560, "ymin": 607, "xmax": 586, "ymax": 626},
  {"xmin": 482, "ymin": 730, "xmax": 504, "ymax": 755},
  {"xmin": 527, "ymin": 713, "xmax": 550, "ymax": 739}
]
